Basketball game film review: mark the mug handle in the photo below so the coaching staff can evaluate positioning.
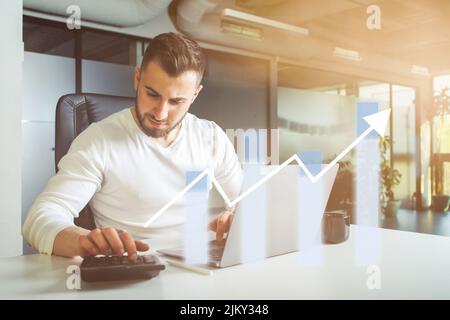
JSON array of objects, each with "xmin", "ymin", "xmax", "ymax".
[{"xmin": 344, "ymin": 214, "xmax": 350, "ymax": 226}]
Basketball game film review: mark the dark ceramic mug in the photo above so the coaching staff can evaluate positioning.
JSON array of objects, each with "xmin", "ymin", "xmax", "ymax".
[{"xmin": 322, "ymin": 210, "xmax": 350, "ymax": 244}]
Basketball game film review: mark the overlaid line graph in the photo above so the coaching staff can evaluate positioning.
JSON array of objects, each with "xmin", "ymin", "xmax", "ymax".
[{"xmin": 137, "ymin": 109, "xmax": 391, "ymax": 228}]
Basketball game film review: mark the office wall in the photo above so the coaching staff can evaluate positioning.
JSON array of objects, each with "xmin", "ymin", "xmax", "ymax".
[
  {"xmin": 0, "ymin": 0, "xmax": 23, "ymax": 257},
  {"xmin": 22, "ymin": 52, "xmax": 75, "ymax": 254}
]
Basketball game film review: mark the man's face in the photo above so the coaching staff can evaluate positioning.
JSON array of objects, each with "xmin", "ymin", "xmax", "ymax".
[{"xmin": 134, "ymin": 60, "xmax": 202, "ymax": 138}]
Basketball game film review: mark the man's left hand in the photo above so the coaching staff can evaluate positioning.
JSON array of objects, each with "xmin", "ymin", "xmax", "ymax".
[{"xmin": 208, "ymin": 211, "xmax": 234, "ymax": 241}]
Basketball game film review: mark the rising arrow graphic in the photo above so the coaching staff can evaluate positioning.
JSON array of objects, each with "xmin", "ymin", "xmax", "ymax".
[{"xmin": 127, "ymin": 109, "xmax": 391, "ymax": 228}]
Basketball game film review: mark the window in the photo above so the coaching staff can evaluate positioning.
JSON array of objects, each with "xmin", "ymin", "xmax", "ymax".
[
  {"xmin": 359, "ymin": 82, "xmax": 417, "ymax": 206},
  {"xmin": 432, "ymin": 75, "xmax": 450, "ymax": 196},
  {"xmin": 392, "ymin": 85, "xmax": 416, "ymax": 206}
]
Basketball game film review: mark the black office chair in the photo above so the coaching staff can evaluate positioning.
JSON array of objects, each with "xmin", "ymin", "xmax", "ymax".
[{"xmin": 55, "ymin": 93, "xmax": 135, "ymax": 230}]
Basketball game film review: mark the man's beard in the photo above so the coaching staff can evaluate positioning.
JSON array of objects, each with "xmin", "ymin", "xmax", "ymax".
[{"xmin": 135, "ymin": 96, "xmax": 186, "ymax": 138}]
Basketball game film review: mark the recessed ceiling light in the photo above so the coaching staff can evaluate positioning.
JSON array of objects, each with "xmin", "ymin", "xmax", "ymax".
[
  {"xmin": 333, "ymin": 47, "xmax": 362, "ymax": 62},
  {"xmin": 411, "ymin": 65, "xmax": 430, "ymax": 77},
  {"xmin": 221, "ymin": 21, "xmax": 263, "ymax": 41},
  {"xmin": 221, "ymin": 8, "xmax": 309, "ymax": 36}
]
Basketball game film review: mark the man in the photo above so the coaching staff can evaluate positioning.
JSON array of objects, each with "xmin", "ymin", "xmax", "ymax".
[{"xmin": 23, "ymin": 32, "xmax": 242, "ymax": 261}]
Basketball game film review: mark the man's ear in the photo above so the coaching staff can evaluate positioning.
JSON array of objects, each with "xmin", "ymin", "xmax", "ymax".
[
  {"xmin": 134, "ymin": 66, "xmax": 140, "ymax": 91},
  {"xmin": 191, "ymin": 84, "xmax": 203, "ymax": 104}
]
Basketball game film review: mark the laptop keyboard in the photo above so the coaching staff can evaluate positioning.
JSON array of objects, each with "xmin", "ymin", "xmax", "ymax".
[{"xmin": 158, "ymin": 239, "xmax": 226, "ymax": 263}]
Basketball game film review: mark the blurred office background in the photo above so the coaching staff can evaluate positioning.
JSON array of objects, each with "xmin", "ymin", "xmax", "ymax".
[{"xmin": 4, "ymin": 0, "xmax": 449, "ymax": 255}]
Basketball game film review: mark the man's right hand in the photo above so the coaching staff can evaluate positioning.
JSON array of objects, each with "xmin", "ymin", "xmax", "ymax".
[
  {"xmin": 78, "ymin": 227, "xmax": 150, "ymax": 260},
  {"xmin": 53, "ymin": 226, "xmax": 149, "ymax": 261}
]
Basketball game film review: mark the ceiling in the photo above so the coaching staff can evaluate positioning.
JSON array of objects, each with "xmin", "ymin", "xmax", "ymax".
[
  {"xmin": 23, "ymin": 0, "xmax": 172, "ymax": 27},
  {"xmin": 235, "ymin": 0, "xmax": 450, "ymax": 74},
  {"xmin": 24, "ymin": 0, "xmax": 450, "ymax": 84}
]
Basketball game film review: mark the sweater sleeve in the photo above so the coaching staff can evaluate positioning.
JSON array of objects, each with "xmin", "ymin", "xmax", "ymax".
[
  {"xmin": 22, "ymin": 123, "xmax": 107, "ymax": 255},
  {"xmin": 211, "ymin": 122, "xmax": 243, "ymax": 210}
]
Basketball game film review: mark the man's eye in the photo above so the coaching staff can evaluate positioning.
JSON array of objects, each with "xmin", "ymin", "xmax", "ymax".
[
  {"xmin": 147, "ymin": 92, "xmax": 159, "ymax": 98},
  {"xmin": 169, "ymin": 99, "xmax": 184, "ymax": 106}
]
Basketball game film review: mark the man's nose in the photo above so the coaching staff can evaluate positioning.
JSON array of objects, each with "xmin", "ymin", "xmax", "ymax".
[{"xmin": 153, "ymin": 101, "xmax": 169, "ymax": 121}]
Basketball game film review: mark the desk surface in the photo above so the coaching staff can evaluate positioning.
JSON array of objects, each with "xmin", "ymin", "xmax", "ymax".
[{"xmin": 1, "ymin": 225, "xmax": 450, "ymax": 299}]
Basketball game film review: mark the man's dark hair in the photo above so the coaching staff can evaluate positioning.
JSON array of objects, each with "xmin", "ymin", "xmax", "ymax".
[{"xmin": 140, "ymin": 32, "xmax": 206, "ymax": 83}]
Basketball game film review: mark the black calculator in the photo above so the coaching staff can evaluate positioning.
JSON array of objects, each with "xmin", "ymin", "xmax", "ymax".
[{"xmin": 80, "ymin": 254, "xmax": 165, "ymax": 282}]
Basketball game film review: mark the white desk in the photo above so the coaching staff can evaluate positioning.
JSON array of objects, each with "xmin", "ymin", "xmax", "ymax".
[{"xmin": 1, "ymin": 225, "xmax": 450, "ymax": 299}]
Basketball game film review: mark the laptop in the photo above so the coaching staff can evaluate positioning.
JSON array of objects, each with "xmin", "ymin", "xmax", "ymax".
[{"xmin": 157, "ymin": 163, "xmax": 339, "ymax": 268}]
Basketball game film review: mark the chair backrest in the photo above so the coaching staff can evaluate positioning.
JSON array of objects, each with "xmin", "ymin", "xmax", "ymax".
[{"xmin": 55, "ymin": 93, "xmax": 135, "ymax": 230}]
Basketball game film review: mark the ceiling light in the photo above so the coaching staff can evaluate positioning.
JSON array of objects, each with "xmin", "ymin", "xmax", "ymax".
[
  {"xmin": 333, "ymin": 47, "xmax": 362, "ymax": 62},
  {"xmin": 222, "ymin": 8, "xmax": 309, "ymax": 36},
  {"xmin": 221, "ymin": 21, "xmax": 263, "ymax": 41},
  {"xmin": 411, "ymin": 65, "xmax": 430, "ymax": 77}
]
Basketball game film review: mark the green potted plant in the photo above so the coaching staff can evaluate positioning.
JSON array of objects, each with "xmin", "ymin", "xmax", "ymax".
[
  {"xmin": 431, "ymin": 86, "xmax": 450, "ymax": 212},
  {"xmin": 380, "ymin": 137, "xmax": 402, "ymax": 216}
]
